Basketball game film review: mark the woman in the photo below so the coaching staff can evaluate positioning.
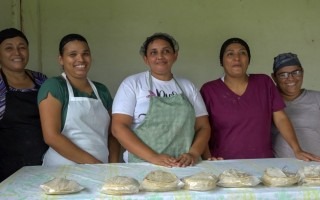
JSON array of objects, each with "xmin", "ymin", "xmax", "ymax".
[
  {"xmin": 271, "ymin": 52, "xmax": 320, "ymax": 158},
  {"xmin": 0, "ymin": 28, "xmax": 48, "ymax": 181},
  {"xmin": 38, "ymin": 33, "xmax": 119, "ymax": 166},
  {"xmin": 200, "ymin": 37, "xmax": 320, "ymax": 161},
  {"xmin": 112, "ymin": 32, "xmax": 210, "ymax": 168}
]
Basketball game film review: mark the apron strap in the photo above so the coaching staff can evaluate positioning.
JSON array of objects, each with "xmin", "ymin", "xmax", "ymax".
[
  {"xmin": 0, "ymin": 69, "xmax": 39, "ymax": 90},
  {"xmin": 61, "ymin": 72, "xmax": 101, "ymax": 100}
]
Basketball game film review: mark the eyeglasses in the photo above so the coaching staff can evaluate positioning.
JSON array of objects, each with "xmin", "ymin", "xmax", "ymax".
[{"xmin": 276, "ymin": 69, "xmax": 303, "ymax": 79}]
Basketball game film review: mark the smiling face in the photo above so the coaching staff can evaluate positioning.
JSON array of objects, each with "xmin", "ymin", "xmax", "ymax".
[
  {"xmin": 143, "ymin": 39, "xmax": 178, "ymax": 80},
  {"xmin": 272, "ymin": 65, "xmax": 304, "ymax": 100},
  {"xmin": 59, "ymin": 40, "xmax": 91, "ymax": 79},
  {"xmin": 0, "ymin": 36, "xmax": 29, "ymax": 72}
]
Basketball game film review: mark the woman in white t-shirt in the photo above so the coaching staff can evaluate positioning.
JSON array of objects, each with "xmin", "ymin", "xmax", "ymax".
[{"xmin": 112, "ymin": 32, "xmax": 210, "ymax": 167}]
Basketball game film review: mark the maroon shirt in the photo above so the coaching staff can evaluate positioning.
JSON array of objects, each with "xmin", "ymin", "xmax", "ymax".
[{"xmin": 200, "ymin": 74, "xmax": 285, "ymax": 159}]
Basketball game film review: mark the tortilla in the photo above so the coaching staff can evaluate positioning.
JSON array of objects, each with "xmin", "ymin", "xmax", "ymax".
[
  {"xmin": 141, "ymin": 170, "xmax": 181, "ymax": 192},
  {"xmin": 298, "ymin": 165, "xmax": 320, "ymax": 186},
  {"xmin": 40, "ymin": 177, "xmax": 84, "ymax": 195},
  {"xmin": 101, "ymin": 176, "xmax": 140, "ymax": 195},
  {"xmin": 182, "ymin": 172, "xmax": 217, "ymax": 191},
  {"xmin": 262, "ymin": 167, "xmax": 299, "ymax": 187},
  {"xmin": 217, "ymin": 169, "xmax": 260, "ymax": 188}
]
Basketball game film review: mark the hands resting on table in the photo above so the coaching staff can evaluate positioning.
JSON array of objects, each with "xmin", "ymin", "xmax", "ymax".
[{"xmin": 149, "ymin": 152, "xmax": 198, "ymax": 168}]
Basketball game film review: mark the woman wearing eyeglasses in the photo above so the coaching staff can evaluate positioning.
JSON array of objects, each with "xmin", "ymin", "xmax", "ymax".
[
  {"xmin": 271, "ymin": 52, "xmax": 320, "ymax": 158},
  {"xmin": 200, "ymin": 38, "xmax": 320, "ymax": 161}
]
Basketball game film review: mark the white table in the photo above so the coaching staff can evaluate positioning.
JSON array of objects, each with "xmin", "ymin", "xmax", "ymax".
[{"xmin": 0, "ymin": 158, "xmax": 319, "ymax": 200}]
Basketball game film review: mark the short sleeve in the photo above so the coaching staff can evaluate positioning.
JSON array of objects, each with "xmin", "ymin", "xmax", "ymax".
[
  {"xmin": 37, "ymin": 77, "xmax": 67, "ymax": 106},
  {"xmin": 112, "ymin": 79, "xmax": 137, "ymax": 116},
  {"xmin": 267, "ymin": 76, "xmax": 285, "ymax": 112},
  {"xmin": 176, "ymin": 78, "xmax": 208, "ymax": 117}
]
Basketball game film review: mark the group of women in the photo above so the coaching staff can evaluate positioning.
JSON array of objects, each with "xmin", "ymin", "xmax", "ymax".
[{"xmin": 1, "ymin": 28, "xmax": 319, "ymax": 182}]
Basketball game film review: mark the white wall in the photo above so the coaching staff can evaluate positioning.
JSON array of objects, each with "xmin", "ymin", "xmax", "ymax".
[{"xmin": 19, "ymin": 0, "xmax": 320, "ymax": 96}]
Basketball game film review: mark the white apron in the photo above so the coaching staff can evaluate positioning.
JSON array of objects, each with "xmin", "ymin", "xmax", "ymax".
[{"xmin": 43, "ymin": 73, "xmax": 110, "ymax": 166}]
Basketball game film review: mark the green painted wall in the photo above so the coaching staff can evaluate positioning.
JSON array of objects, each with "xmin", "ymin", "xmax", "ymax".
[
  {"xmin": 0, "ymin": 0, "xmax": 20, "ymax": 29},
  {"xmin": 5, "ymin": 0, "xmax": 320, "ymax": 95},
  {"xmin": 0, "ymin": 1, "xmax": 12, "ymax": 29}
]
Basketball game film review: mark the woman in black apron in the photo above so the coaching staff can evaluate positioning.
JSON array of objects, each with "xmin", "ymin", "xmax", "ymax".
[{"xmin": 0, "ymin": 28, "xmax": 48, "ymax": 182}]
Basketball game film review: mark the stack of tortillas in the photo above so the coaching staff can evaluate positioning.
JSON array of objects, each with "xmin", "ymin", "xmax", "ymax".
[
  {"xmin": 262, "ymin": 167, "xmax": 299, "ymax": 187},
  {"xmin": 182, "ymin": 172, "xmax": 218, "ymax": 191},
  {"xmin": 40, "ymin": 177, "xmax": 84, "ymax": 195},
  {"xmin": 141, "ymin": 170, "xmax": 182, "ymax": 192},
  {"xmin": 217, "ymin": 169, "xmax": 260, "ymax": 187},
  {"xmin": 100, "ymin": 176, "xmax": 140, "ymax": 195},
  {"xmin": 298, "ymin": 165, "xmax": 320, "ymax": 186}
]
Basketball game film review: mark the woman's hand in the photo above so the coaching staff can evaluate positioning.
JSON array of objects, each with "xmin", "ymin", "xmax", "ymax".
[
  {"xmin": 207, "ymin": 156, "xmax": 224, "ymax": 161},
  {"xmin": 149, "ymin": 154, "xmax": 178, "ymax": 168},
  {"xmin": 175, "ymin": 153, "xmax": 198, "ymax": 167},
  {"xmin": 294, "ymin": 150, "xmax": 320, "ymax": 162},
  {"xmin": 201, "ymin": 145, "xmax": 223, "ymax": 161}
]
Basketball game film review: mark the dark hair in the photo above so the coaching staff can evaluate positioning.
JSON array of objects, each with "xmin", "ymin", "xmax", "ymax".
[
  {"xmin": 0, "ymin": 28, "xmax": 29, "ymax": 45},
  {"xmin": 219, "ymin": 37, "xmax": 251, "ymax": 66},
  {"xmin": 59, "ymin": 33, "xmax": 88, "ymax": 55},
  {"xmin": 139, "ymin": 32, "xmax": 179, "ymax": 56}
]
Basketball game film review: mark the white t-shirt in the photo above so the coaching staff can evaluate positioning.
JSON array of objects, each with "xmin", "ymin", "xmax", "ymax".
[{"xmin": 112, "ymin": 71, "xmax": 208, "ymax": 129}]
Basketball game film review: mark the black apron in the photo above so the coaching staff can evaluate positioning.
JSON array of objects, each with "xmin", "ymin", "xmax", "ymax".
[{"xmin": 0, "ymin": 70, "xmax": 48, "ymax": 182}]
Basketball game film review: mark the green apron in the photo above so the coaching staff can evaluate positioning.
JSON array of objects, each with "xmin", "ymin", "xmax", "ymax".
[{"xmin": 128, "ymin": 72, "xmax": 196, "ymax": 162}]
